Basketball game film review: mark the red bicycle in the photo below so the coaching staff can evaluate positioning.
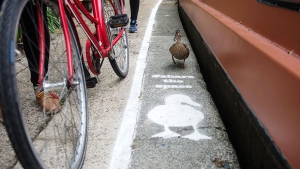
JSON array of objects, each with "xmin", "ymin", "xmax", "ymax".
[{"xmin": 0, "ymin": 0, "xmax": 129, "ymax": 168}]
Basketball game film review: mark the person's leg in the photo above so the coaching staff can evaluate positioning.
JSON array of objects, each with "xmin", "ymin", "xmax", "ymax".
[
  {"xmin": 130, "ymin": 0, "xmax": 140, "ymax": 20},
  {"xmin": 129, "ymin": 0, "xmax": 140, "ymax": 33},
  {"xmin": 21, "ymin": 1, "xmax": 60, "ymax": 112}
]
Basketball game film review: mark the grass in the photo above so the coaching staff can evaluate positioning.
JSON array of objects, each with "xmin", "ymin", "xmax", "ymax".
[{"xmin": 46, "ymin": 7, "xmax": 60, "ymax": 33}]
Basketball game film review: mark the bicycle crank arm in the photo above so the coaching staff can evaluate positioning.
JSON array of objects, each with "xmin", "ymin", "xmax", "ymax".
[{"xmin": 111, "ymin": 45, "xmax": 127, "ymax": 59}]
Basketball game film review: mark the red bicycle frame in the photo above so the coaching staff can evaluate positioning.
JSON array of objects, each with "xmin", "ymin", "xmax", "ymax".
[
  {"xmin": 37, "ymin": 0, "xmax": 125, "ymax": 85},
  {"xmin": 64, "ymin": 0, "xmax": 125, "ymax": 75}
]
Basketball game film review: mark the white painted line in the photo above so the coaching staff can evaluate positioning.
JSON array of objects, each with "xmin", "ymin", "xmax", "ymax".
[
  {"xmin": 162, "ymin": 79, "xmax": 184, "ymax": 83},
  {"xmin": 108, "ymin": 0, "xmax": 162, "ymax": 168},
  {"xmin": 155, "ymin": 85, "xmax": 193, "ymax": 89},
  {"xmin": 152, "ymin": 74, "xmax": 195, "ymax": 78}
]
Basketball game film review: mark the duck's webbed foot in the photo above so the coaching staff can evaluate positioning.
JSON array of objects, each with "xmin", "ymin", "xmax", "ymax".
[
  {"xmin": 183, "ymin": 131, "xmax": 211, "ymax": 140},
  {"xmin": 178, "ymin": 63, "xmax": 185, "ymax": 69},
  {"xmin": 152, "ymin": 128, "xmax": 180, "ymax": 139},
  {"xmin": 178, "ymin": 59, "xmax": 185, "ymax": 69}
]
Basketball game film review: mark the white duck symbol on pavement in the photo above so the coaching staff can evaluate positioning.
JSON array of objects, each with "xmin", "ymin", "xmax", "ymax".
[{"xmin": 148, "ymin": 94, "xmax": 211, "ymax": 141}]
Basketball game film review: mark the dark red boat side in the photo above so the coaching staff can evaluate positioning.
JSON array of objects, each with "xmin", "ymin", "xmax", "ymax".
[{"xmin": 178, "ymin": 0, "xmax": 300, "ymax": 168}]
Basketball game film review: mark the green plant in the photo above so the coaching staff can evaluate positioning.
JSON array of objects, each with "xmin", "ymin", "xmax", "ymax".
[
  {"xmin": 17, "ymin": 25, "xmax": 22, "ymax": 43},
  {"xmin": 16, "ymin": 7, "xmax": 60, "ymax": 44},
  {"xmin": 47, "ymin": 7, "xmax": 60, "ymax": 33}
]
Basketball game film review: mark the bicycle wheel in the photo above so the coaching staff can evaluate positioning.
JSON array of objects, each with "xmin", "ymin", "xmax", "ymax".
[
  {"xmin": 103, "ymin": 0, "xmax": 129, "ymax": 78},
  {"xmin": 0, "ymin": 0, "xmax": 88, "ymax": 168}
]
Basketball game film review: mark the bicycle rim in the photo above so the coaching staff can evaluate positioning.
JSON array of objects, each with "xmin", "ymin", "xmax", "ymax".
[
  {"xmin": 103, "ymin": 0, "xmax": 129, "ymax": 78},
  {"xmin": 0, "ymin": 0, "xmax": 88, "ymax": 168}
]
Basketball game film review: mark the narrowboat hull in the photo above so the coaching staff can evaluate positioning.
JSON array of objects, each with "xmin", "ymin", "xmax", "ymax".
[{"xmin": 178, "ymin": 0, "xmax": 300, "ymax": 168}]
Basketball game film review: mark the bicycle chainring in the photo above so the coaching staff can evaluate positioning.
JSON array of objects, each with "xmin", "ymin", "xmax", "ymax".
[{"xmin": 86, "ymin": 37, "xmax": 101, "ymax": 75}]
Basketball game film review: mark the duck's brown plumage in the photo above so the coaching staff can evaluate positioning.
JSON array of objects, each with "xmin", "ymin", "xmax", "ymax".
[{"xmin": 169, "ymin": 30, "xmax": 189, "ymax": 68}]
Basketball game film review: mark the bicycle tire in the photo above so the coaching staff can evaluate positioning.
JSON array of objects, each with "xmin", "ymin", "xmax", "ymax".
[
  {"xmin": 103, "ymin": 0, "xmax": 129, "ymax": 78},
  {"xmin": 0, "ymin": 0, "xmax": 88, "ymax": 168}
]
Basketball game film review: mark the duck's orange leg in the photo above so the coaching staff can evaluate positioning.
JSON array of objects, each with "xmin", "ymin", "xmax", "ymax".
[{"xmin": 172, "ymin": 56, "xmax": 176, "ymax": 64}]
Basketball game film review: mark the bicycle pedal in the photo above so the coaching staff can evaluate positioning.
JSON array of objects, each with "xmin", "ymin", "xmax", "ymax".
[
  {"xmin": 109, "ymin": 14, "xmax": 129, "ymax": 28},
  {"xmin": 86, "ymin": 77, "xmax": 98, "ymax": 88}
]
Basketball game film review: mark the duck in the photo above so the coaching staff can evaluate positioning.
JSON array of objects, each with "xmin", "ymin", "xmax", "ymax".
[
  {"xmin": 169, "ymin": 30, "xmax": 190, "ymax": 69},
  {"xmin": 147, "ymin": 94, "xmax": 211, "ymax": 141}
]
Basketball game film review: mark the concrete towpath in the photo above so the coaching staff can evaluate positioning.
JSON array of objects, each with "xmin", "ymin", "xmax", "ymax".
[
  {"xmin": 106, "ymin": 0, "xmax": 240, "ymax": 168},
  {"xmin": 0, "ymin": 0, "xmax": 240, "ymax": 168}
]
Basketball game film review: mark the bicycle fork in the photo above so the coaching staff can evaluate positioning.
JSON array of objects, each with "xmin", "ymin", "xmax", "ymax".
[{"xmin": 36, "ymin": 0, "xmax": 77, "ymax": 103}]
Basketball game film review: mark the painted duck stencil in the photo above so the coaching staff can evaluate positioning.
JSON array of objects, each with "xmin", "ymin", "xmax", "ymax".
[{"xmin": 148, "ymin": 94, "xmax": 211, "ymax": 141}]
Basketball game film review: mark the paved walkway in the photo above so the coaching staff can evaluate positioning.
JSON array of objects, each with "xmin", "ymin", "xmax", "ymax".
[
  {"xmin": 108, "ymin": 0, "xmax": 240, "ymax": 168},
  {"xmin": 0, "ymin": 0, "xmax": 240, "ymax": 168}
]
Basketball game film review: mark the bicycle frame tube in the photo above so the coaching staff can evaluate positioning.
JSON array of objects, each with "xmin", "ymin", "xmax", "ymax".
[
  {"xmin": 64, "ymin": 0, "xmax": 125, "ymax": 58},
  {"xmin": 37, "ymin": 2, "xmax": 46, "ymax": 86},
  {"xmin": 58, "ymin": 0, "xmax": 74, "ymax": 85},
  {"xmin": 37, "ymin": 0, "xmax": 76, "ymax": 87},
  {"xmin": 38, "ymin": 0, "xmax": 75, "ymax": 85}
]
